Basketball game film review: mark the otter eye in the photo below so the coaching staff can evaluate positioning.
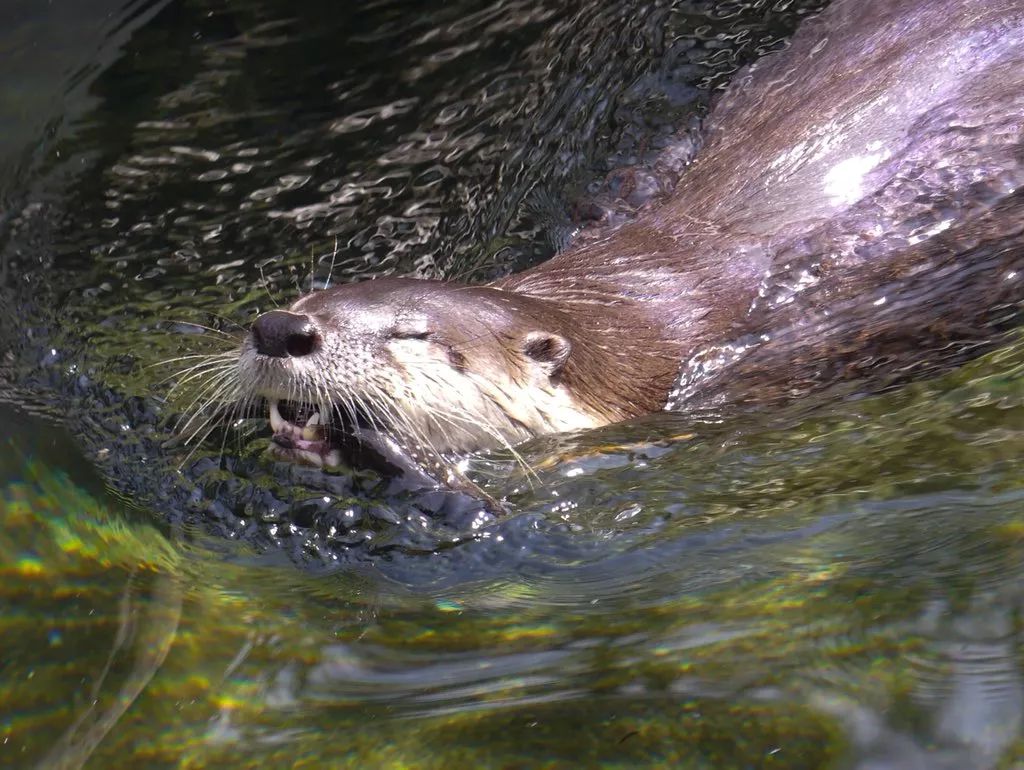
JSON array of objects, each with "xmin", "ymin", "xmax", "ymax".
[
  {"xmin": 391, "ymin": 329, "xmax": 430, "ymax": 340},
  {"xmin": 389, "ymin": 318, "xmax": 431, "ymax": 340}
]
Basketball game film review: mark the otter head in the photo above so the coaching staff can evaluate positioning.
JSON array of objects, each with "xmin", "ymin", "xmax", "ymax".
[{"xmin": 237, "ymin": 277, "xmax": 608, "ymax": 476}]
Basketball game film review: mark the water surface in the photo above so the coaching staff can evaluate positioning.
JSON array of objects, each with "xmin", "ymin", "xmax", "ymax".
[{"xmin": 2, "ymin": 1, "xmax": 1023, "ymax": 768}]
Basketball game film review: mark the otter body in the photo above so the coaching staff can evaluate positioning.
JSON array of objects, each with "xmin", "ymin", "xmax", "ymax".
[{"xmin": 236, "ymin": 0, "xmax": 1024, "ymax": 476}]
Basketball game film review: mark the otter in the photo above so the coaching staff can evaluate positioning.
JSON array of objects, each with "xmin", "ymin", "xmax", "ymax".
[{"xmin": 228, "ymin": 0, "xmax": 1024, "ymax": 483}]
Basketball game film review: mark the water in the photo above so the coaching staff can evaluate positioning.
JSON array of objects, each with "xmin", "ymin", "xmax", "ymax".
[{"xmin": 2, "ymin": 1, "xmax": 1024, "ymax": 768}]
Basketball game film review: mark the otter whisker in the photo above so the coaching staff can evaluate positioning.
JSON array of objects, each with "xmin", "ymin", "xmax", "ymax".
[
  {"xmin": 361, "ymin": 378, "xmax": 492, "ymax": 484},
  {"xmin": 175, "ymin": 393, "xmax": 245, "ymax": 462},
  {"xmin": 159, "ymin": 351, "xmax": 237, "ymax": 374},
  {"xmin": 173, "ymin": 371, "xmax": 242, "ymax": 439},
  {"xmin": 214, "ymin": 389, "xmax": 256, "ymax": 466},
  {"xmin": 175, "ymin": 398, "xmax": 237, "ymax": 450},
  {"xmin": 173, "ymin": 386, "xmax": 241, "ymax": 465},
  {"xmin": 258, "ymin": 263, "xmax": 281, "ymax": 309},
  {"xmin": 172, "ymin": 360, "xmax": 237, "ymax": 409},
  {"xmin": 157, "ymin": 319, "xmax": 242, "ymax": 339},
  {"xmin": 431, "ymin": 404, "xmax": 537, "ymax": 482},
  {"xmin": 164, "ymin": 359, "xmax": 239, "ymax": 392},
  {"xmin": 148, "ymin": 351, "xmax": 237, "ymax": 371},
  {"xmin": 308, "ymin": 247, "xmax": 317, "ymax": 294},
  {"xmin": 394, "ymin": 376, "xmax": 538, "ymax": 483},
  {"xmin": 189, "ymin": 310, "xmax": 250, "ymax": 334},
  {"xmin": 323, "ymin": 237, "xmax": 339, "ymax": 290},
  {"xmin": 176, "ymin": 414, "xmax": 232, "ymax": 469},
  {"xmin": 169, "ymin": 363, "xmax": 239, "ymax": 412}
]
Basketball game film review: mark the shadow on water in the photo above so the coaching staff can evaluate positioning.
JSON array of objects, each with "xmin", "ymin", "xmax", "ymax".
[{"xmin": 2, "ymin": 1, "xmax": 1024, "ymax": 768}]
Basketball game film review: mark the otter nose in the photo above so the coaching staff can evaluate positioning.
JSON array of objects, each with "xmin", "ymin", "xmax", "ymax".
[{"xmin": 251, "ymin": 310, "xmax": 320, "ymax": 358}]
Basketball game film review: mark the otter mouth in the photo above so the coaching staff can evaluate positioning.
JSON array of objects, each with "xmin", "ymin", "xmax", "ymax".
[
  {"xmin": 267, "ymin": 399, "xmax": 342, "ymax": 468},
  {"xmin": 265, "ymin": 398, "xmax": 439, "ymax": 488}
]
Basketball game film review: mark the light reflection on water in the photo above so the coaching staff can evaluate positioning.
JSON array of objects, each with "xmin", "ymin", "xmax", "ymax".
[{"xmin": 1, "ymin": 0, "xmax": 1023, "ymax": 768}]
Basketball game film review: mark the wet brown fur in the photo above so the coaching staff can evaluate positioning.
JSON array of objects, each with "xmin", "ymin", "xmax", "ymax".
[{"xmin": 501, "ymin": 0, "xmax": 1024, "ymax": 417}]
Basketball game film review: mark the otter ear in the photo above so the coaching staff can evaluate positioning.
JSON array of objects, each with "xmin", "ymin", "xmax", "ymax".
[{"xmin": 522, "ymin": 331, "xmax": 571, "ymax": 378}]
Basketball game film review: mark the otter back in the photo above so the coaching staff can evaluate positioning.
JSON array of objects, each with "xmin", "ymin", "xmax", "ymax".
[
  {"xmin": 500, "ymin": 0, "xmax": 1024, "ymax": 416},
  {"xmin": 666, "ymin": 0, "xmax": 1024, "ymax": 412}
]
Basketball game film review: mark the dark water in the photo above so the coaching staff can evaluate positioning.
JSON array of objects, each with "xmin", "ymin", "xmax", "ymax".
[{"xmin": 2, "ymin": 1, "xmax": 1024, "ymax": 768}]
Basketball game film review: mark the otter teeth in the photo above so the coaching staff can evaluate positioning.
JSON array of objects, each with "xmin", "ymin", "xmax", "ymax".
[
  {"xmin": 301, "ymin": 411, "xmax": 323, "ymax": 441},
  {"xmin": 269, "ymin": 400, "xmax": 287, "ymax": 433},
  {"xmin": 268, "ymin": 400, "xmax": 327, "ymax": 442}
]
